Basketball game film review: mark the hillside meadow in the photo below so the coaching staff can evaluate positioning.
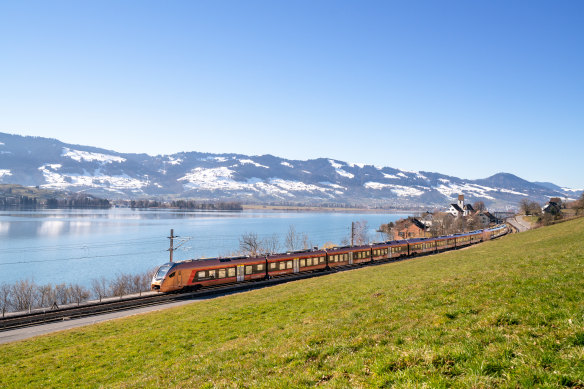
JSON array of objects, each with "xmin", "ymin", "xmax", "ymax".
[{"xmin": 1, "ymin": 219, "xmax": 583, "ymax": 388}]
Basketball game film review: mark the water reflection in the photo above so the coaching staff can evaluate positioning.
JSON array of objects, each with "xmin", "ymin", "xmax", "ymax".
[{"xmin": 37, "ymin": 221, "xmax": 66, "ymax": 236}]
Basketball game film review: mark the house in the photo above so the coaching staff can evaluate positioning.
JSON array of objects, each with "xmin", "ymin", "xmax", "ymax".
[
  {"xmin": 463, "ymin": 203, "xmax": 474, "ymax": 217},
  {"xmin": 543, "ymin": 200, "xmax": 561, "ymax": 215},
  {"xmin": 420, "ymin": 211, "xmax": 433, "ymax": 227},
  {"xmin": 448, "ymin": 194, "xmax": 466, "ymax": 217},
  {"xmin": 475, "ymin": 211, "xmax": 498, "ymax": 226},
  {"xmin": 448, "ymin": 203, "xmax": 463, "ymax": 218},
  {"xmin": 395, "ymin": 217, "xmax": 429, "ymax": 239}
]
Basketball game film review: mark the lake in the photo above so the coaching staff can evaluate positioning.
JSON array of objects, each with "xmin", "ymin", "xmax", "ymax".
[{"xmin": 0, "ymin": 209, "xmax": 409, "ymax": 286}]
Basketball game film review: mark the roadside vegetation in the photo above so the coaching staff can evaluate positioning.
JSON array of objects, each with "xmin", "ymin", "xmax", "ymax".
[
  {"xmin": 0, "ymin": 269, "xmax": 155, "ymax": 315},
  {"xmin": 1, "ymin": 217, "xmax": 583, "ymax": 387}
]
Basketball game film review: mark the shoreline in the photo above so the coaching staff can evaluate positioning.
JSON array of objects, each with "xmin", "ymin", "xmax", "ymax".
[{"xmin": 242, "ymin": 204, "xmax": 421, "ymax": 214}]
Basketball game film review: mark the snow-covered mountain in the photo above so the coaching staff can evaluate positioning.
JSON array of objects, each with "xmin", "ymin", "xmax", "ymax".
[{"xmin": 0, "ymin": 133, "xmax": 580, "ymax": 209}]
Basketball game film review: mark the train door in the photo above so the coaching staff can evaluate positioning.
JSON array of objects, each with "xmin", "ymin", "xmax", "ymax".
[
  {"xmin": 348, "ymin": 251, "xmax": 353, "ymax": 265},
  {"xmin": 236, "ymin": 265, "xmax": 245, "ymax": 282},
  {"xmin": 293, "ymin": 258, "xmax": 299, "ymax": 273},
  {"xmin": 178, "ymin": 271, "xmax": 182, "ymax": 287}
]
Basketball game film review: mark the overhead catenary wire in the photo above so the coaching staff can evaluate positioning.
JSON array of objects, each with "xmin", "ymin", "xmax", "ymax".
[{"xmin": 0, "ymin": 223, "xmax": 379, "ymax": 266}]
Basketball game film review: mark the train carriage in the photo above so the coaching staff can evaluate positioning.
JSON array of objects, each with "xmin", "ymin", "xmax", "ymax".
[
  {"xmin": 151, "ymin": 255, "xmax": 267, "ymax": 293},
  {"xmin": 407, "ymin": 238, "xmax": 436, "ymax": 256},
  {"xmin": 370, "ymin": 242, "xmax": 392, "ymax": 261},
  {"xmin": 325, "ymin": 246, "xmax": 355, "ymax": 268},
  {"xmin": 388, "ymin": 240, "xmax": 409, "ymax": 258},
  {"xmin": 267, "ymin": 250, "xmax": 327, "ymax": 277},
  {"xmin": 350, "ymin": 245, "xmax": 373, "ymax": 265}
]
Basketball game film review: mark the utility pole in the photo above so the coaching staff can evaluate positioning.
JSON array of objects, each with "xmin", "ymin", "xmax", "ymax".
[
  {"xmin": 351, "ymin": 222, "xmax": 355, "ymax": 246},
  {"xmin": 168, "ymin": 229, "xmax": 176, "ymax": 262}
]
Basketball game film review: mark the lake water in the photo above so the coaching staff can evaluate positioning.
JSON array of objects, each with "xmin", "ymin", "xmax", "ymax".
[{"xmin": 0, "ymin": 209, "xmax": 409, "ymax": 287}]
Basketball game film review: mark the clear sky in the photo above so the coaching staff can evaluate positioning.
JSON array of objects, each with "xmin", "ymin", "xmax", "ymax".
[{"xmin": 1, "ymin": 1, "xmax": 583, "ymax": 188}]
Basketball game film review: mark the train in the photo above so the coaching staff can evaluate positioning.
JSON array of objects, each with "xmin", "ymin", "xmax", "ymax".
[{"xmin": 151, "ymin": 224, "xmax": 509, "ymax": 293}]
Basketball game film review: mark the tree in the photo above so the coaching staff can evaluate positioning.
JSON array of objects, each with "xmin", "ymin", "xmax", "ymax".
[
  {"xmin": 262, "ymin": 233, "xmax": 281, "ymax": 254},
  {"xmin": 70, "ymin": 284, "xmax": 90, "ymax": 305},
  {"xmin": 91, "ymin": 276, "xmax": 109, "ymax": 302},
  {"xmin": 110, "ymin": 273, "xmax": 131, "ymax": 299},
  {"xmin": 239, "ymin": 232, "xmax": 262, "ymax": 256},
  {"xmin": 519, "ymin": 199, "xmax": 530, "ymax": 215},
  {"xmin": 285, "ymin": 225, "xmax": 301, "ymax": 252},
  {"xmin": 11, "ymin": 279, "xmax": 37, "ymax": 312},
  {"xmin": 577, "ymin": 193, "xmax": 584, "ymax": 215},
  {"xmin": 352, "ymin": 220, "xmax": 370, "ymax": 245},
  {"xmin": 379, "ymin": 221, "xmax": 394, "ymax": 240},
  {"xmin": 473, "ymin": 201, "xmax": 486, "ymax": 212},
  {"xmin": 0, "ymin": 282, "xmax": 12, "ymax": 316}
]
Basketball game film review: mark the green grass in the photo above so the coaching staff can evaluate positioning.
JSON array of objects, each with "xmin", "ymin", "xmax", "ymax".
[{"xmin": 2, "ymin": 219, "xmax": 584, "ymax": 388}]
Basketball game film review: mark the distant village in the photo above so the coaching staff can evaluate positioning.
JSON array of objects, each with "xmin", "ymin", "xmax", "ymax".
[{"xmin": 380, "ymin": 194, "xmax": 570, "ymax": 240}]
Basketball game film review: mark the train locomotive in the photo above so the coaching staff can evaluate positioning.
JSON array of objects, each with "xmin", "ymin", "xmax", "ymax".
[{"xmin": 151, "ymin": 224, "xmax": 508, "ymax": 293}]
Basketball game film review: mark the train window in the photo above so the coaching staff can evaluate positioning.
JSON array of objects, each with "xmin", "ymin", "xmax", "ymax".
[
  {"xmin": 245, "ymin": 266, "xmax": 252, "ymax": 275},
  {"xmin": 208, "ymin": 270, "xmax": 216, "ymax": 278},
  {"xmin": 218, "ymin": 269, "xmax": 226, "ymax": 278},
  {"xmin": 279, "ymin": 261, "xmax": 286, "ymax": 270},
  {"xmin": 197, "ymin": 271, "xmax": 205, "ymax": 279},
  {"xmin": 168, "ymin": 272, "xmax": 175, "ymax": 278},
  {"xmin": 257, "ymin": 264, "xmax": 264, "ymax": 271},
  {"xmin": 228, "ymin": 268, "xmax": 235, "ymax": 277},
  {"xmin": 300, "ymin": 259, "xmax": 306, "ymax": 267},
  {"xmin": 307, "ymin": 258, "xmax": 312, "ymax": 266},
  {"xmin": 287, "ymin": 261, "xmax": 293, "ymax": 269},
  {"xmin": 270, "ymin": 263, "xmax": 276, "ymax": 270}
]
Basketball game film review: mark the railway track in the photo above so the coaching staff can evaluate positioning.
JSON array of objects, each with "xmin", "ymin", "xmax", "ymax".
[{"xmin": 0, "ymin": 230, "xmax": 509, "ymax": 333}]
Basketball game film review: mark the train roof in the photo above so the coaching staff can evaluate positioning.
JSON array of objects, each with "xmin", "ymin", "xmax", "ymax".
[
  {"xmin": 174, "ymin": 255, "xmax": 265, "ymax": 269},
  {"xmin": 267, "ymin": 249, "xmax": 327, "ymax": 260}
]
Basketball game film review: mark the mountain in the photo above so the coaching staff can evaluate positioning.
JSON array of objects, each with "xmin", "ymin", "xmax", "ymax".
[{"xmin": 0, "ymin": 132, "xmax": 580, "ymax": 209}]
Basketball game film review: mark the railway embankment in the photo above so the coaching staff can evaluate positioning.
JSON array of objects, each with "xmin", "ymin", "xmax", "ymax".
[{"xmin": 1, "ymin": 218, "xmax": 583, "ymax": 387}]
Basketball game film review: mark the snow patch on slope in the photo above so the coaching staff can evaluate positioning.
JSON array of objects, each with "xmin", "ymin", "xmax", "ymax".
[
  {"xmin": 435, "ymin": 183, "xmax": 496, "ymax": 200},
  {"xmin": 240, "ymin": 159, "xmax": 269, "ymax": 168},
  {"xmin": 0, "ymin": 169, "xmax": 12, "ymax": 178},
  {"xmin": 382, "ymin": 173, "xmax": 399, "ymax": 179},
  {"xmin": 166, "ymin": 157, "xmax": 183, "ymax": 165},
  {"xmin": 364, "ymin": 182, "xmax": 425, "ymax": 197},
  {"xmin": 38, "ymin": 164, "xmax": 148, "ymax": 192},
  {"xmin": 329, "ymin": 159, "xmax": 354, "ymax": 179},
  {"xmin": 281, "ymin": 161, "xmax": 294, "ymax": 168},
  {"xmin": 62, "ymin": 147, "xmax": 126, "ymax": 164}
]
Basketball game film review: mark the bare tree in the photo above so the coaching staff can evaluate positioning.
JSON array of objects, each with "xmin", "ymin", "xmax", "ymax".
[
  {"xmin": 91, "ymin": 276, "xmax": 109, "ymax": 302},
  {"xmin": 262, "ymin": 233, "xmax": 281, "ymax": 254},
  {"xmin": 11, "ymin": 279, "xmax": 37, "ymax": 312},
  {"xmin": 239, "ymin": 232, "xmax": 262, "ymax": 256},
  {"xmin": 379, "ymin": 222, "xmax": 394, "ymax": 240},
  {"xmin": 577, "ymin": 193, "xmax": 584, "ymax": 215},
  {"xmin": 519, "ymin": 198, "xmax": 530, "ymax": 215},
  {"xmin": 54, "ymin": 283, "xmax": 72, "ymax": 305},
  {"xmin": 140, "ymin": 269, "xmax": 155, "ymax": 293},
  {"xmin": 473, "ymin": 201, "xmax": 486, "ymax": 212},
  {"xmin": 70, "ymin": 284, "xmax": 90, "ymax": 305},
  {"xmin": 285, "ymin": 225, "xmax": 301, "ymax": 252},
  {"xmin": 352, "ymin": 220, "xmax": 370, "ymax": 245},
  {"xmin": 38, "ymin": 284, "xmax": 56, "ymax": 308},
  {"xmin": 110, "ymin": 273, "xmax": 131, "ymax": 299},
  {"xmin": 301, "ymin": 232, "xmax": 312, "ymax": 250},
  {"xmin": 0, "ymin": 282, "xmax": 12, "ymax": 316}
]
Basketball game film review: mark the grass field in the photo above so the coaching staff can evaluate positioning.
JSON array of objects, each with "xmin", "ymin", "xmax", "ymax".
[{"xmin": 1, "ymin": 219, "xmax": 583, "ymax": 388}]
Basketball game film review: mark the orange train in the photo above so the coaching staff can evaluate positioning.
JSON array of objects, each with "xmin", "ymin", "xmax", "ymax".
[{"xmin": 151, "ymin": 224, "xmax": 508, "ymax": 293}]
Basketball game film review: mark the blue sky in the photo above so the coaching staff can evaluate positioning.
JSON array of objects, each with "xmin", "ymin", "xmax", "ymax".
[{"xmin": 1, "ymin": 1, "xmax": 583, "ymax": 188}]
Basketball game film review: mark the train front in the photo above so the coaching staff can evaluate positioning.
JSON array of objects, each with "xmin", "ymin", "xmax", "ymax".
[{"xmin": 151, "ymin": 262, "xmax": 175, "ymax": 291}]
